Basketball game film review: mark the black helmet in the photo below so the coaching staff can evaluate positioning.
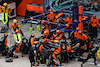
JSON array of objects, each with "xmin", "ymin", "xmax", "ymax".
[
  {"xmin": 41, "ymin": 34, "xmax": 46, "ymax": 38},
  {"xmin": 15, "ymin": 43, "xmax": 19, "ymax": 47},
  {"xmin": 31, "ymin": 34, "xmax": 35, "ymax": 37},
  {"xmin": 46, "ymin": 5, "xmax": 50, "ymax": 10},
  {"xmin": 96, "ymin": 45, "xmax": 99, "ymax": 49},
  {"xmin": 39, "ymin": 39, "xmax": 43, "ymax": 44},
  {"xmin": 41, "ymin": 34, "xmax": 45, "ymax": 37},
  {"xmin": 4, "ymin": 33, "xmax": 8, "ymax": 37}
]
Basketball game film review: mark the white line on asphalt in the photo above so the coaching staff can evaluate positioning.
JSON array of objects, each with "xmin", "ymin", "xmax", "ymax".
[{"xmin": 86, "ymin": 62, "xmax": 100, "ymax": 66}]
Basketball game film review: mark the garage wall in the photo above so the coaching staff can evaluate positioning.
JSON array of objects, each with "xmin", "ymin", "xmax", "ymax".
[{"xmin": 16, "ymin": 0, "xmax": 43, "ymax": 16}]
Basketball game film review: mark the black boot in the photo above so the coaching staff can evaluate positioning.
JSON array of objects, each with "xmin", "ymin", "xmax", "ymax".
[{"xmin": 81, "ymin": 63, "xmax": 83, "ymax": 67}]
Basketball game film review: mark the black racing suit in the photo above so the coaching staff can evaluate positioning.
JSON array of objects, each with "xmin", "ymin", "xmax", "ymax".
[
  {"xmin": 21, "ymin": 38, "xmax": 29, "ymax": 54},
  {"xmin": 6, "ymin": 44, "xmax": 18, "ymax": 58},
  {"xmin": 61, "ymin": 43, "xmax": 68, "ymax": 64},
  {"xmin": 0, "ymin": 36, "xmax": 7, "ymax": 54},
  {"xmin": 29, "ymin": 47, "xmax": 36, "ymax": 63},
  {"xmin": 82, "ymin": 48, "xmax": 98, "ymax": 64}
]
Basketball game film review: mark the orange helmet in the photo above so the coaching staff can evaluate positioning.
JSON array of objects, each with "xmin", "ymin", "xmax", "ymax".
[
  {"xmin": 3, "ymin": 3, "xmax": 7, "ymax": 6},
  {"xmin": 31, "ymin": 34, "xmax": 35, "ymax": 37},
  {"xmin": 49, "ymin": 9, "xmax": 52, "ymax": 12},
  {"xmin": 50, "ymin": 12, "xmax": 53, "ymax": 14},
  {"xmin": 44, "ymin": 30, "xmax": 49, "ymax": 35},
  {"xmin": 41, "ymin": 20, "xmax": 45, "ymax": 24},
  {"xmin": 6, "ymin": 33, "xmax": 8, "ymax": 36},
  {"xmin": 4, "ymin": 33, "xmax": 8, "ymax": 37},
  {"xmin": 44, "ymin": 31, "xmax": 48, "ymax": 35},
  {"xmin": 93, "ymin": 15, "xmax": 96, "ymax": 17},
  {"xmin": 56, "ymin": 30, "xmax": 60, "ymax": 34},
  {"xmin": 93, "ymin": 15, "xmax": 96, "ymax": 19},
  {"xmin": 13, "ymin": 19, "xmax": 17, "ymax": 23},
  {"xmin": 11, "ymin": 23, "xmax": 15, "ymax": 27}
]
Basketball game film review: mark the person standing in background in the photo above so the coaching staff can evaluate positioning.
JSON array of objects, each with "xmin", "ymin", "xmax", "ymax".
[{"xmin": 2, "ymin": 2, "xmax": 12, "ymax": 28}]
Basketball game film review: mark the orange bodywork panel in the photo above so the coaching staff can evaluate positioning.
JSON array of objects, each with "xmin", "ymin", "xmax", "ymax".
[{"xmin": 27, "ymin": 5, "xmax": 35, "ymax": 11}]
